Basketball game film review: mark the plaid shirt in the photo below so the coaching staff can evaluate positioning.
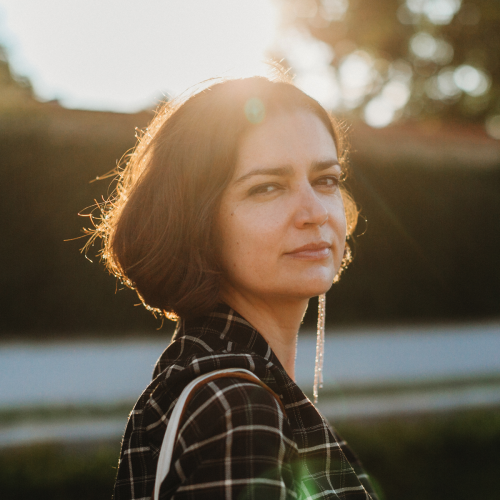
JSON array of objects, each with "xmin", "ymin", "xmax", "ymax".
[{"xmin": 114, "ymin": 304, "xmax": 378, "ymax": 500}]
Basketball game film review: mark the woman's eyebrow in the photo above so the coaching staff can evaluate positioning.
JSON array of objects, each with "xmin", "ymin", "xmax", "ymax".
[
  {"xmin": 311, "ymin": 159, "xmax": 341, "ymax": 172},
  {"xmin": 233, "ymin": 159, "xmax": 340, "ymax": 185},
  {"xmin": 233, "ymin": 165, "xmax": 294, "ymax": 185}
]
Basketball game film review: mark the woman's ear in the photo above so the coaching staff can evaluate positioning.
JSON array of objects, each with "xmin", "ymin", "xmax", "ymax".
[{"xmin": 333, "ymin": 242, "xmax": 352, "ymax": 284}]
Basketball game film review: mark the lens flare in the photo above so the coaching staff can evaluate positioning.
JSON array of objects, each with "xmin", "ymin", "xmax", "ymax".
[{"xmin": 244, "ymin": 98, "xmax": 266, "ymax": 124}]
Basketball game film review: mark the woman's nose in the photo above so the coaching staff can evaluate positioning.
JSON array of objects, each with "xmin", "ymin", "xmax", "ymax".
[{"xmin": 293, "ymin": 183, "xmax": 329, "ymax": 228}]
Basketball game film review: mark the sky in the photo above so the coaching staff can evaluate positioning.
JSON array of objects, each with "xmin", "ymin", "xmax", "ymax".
[{"xmin": 0, "ymin": 0, "xmax": 280, "ymax": 112}]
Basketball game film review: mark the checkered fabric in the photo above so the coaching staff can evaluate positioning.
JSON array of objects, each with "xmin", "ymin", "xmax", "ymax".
[{"xmin": 113, "ymin": 304, "xmax": 378, "ymax": 500}]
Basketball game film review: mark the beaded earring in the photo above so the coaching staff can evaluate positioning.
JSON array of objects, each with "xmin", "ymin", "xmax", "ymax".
[{"xmin": 313, "ymin": 293, "xmax": 326, "ymax": 403}]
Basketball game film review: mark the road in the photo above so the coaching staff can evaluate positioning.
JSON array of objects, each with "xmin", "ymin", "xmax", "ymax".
[{"xmin": 1, "ymin": 321, "xmax": 499, "ymax": 446}]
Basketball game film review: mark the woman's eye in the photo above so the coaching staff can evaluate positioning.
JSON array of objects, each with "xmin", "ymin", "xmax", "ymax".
[
  {"xmin": 315, "ymin": 175, "xmax": 340, "ymax": 188},
  {"xmin": 249, "ymin": 183, "xmax": 279, "ymax": 195}
]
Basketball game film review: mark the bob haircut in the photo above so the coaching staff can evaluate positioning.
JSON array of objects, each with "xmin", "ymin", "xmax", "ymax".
[{"xmin": 89, "ymin": 76, "xmax": 357, "ymax": 319}]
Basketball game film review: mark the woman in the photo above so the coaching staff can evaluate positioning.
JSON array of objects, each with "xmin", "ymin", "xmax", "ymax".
[{"xmin": 91, "ymin": 76, "xmax": 377, "ymax": 499}]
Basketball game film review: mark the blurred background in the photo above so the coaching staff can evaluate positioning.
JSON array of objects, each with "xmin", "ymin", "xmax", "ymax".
[{"xmin": 0, "ymin": 1, "xmax": 499, "ymax": 499}]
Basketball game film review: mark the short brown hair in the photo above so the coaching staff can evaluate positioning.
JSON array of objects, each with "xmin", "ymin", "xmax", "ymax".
[{"xmin": 88, "ymin": 76, "xmax": 357, "ymax": 319}]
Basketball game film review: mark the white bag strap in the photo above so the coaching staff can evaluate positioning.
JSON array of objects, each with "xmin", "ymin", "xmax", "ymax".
[{"xmin": 153, "ymin": 368, "xmax": 260, "ymax": 500}]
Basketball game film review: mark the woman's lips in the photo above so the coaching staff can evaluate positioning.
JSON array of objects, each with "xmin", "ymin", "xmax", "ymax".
[{"xmin": 285, "ymin": 243, "xmax": 332, "ymax": 260}]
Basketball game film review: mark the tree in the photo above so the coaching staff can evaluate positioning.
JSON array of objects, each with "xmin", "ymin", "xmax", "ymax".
[{"xmin": 276, "ymin": 0, "xmax": 500, "ymax": 135}]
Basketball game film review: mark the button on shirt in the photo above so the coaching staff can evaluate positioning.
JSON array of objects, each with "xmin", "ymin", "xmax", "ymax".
[{"xmin": 114, "ymin": 304, "xmax": 378, "ymax": 500}]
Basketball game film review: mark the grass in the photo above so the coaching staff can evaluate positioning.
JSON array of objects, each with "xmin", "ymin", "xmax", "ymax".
[{"xmin": 0, "ymin": 402, "xmax": 132, "ymax": 426}]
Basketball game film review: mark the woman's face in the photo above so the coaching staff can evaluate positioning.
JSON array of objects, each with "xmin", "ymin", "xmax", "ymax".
[{"xmin": 217, "ymin": 110, "xmax": 347, "ymax": 303}]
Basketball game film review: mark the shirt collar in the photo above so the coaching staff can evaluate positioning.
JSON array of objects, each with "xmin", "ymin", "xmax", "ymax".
[{"xmin": 173, "ymin": 302, "xmax": 284, "ymax": 368}]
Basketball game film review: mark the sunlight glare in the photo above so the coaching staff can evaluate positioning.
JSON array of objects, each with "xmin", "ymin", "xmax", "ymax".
[
  {"xmin": 339, "ymin": 51, "xmax": 374, "ymax": 89},
  {"xmin": 410, "ymin": 32, "xmax": 453, "ymax": 65},
  {"xmin": 279, "ymin": 29, "xmax": 341, "ymax": 110},
  {"xmin": 406, "ymin": 0, "xmax": 462, "ymax": 25},
  {"xmin": 320, "ymin": 0, "xmax": 349, "ymax": 21},
  {"xmin": 364, "ymin": 96, "xmax": 395, "ymax": 128},
  {"xmin": 295, "ymin": 69, "xmax": 341, "ymax": 110},
  {"xmin": 0, "ymin": 0, "xmax": 279, "ymax": 112},
  {"xmin": 410, "ymin": 32, "xmax": 438, "ymax": 59},
  {"xmin": 437, "ymin": 69, "xmax": 461, "ymax": 97},
  {"xmin": 339, "ymin": 51, "xmax": 378, "ymax": 108},
  {"xmin": 282, "ymin": 30, "xmax": 334, "ymax": 72},
  {"xmin": 423, "ymin": 0, "xmax": 462, "ymax": 25},
  {"xmin": 382, "ymin": 80, "xmax": 410, "ymax": 109},
  {"xmin": 453, "ymin": 65, "xmax": 490, "ymax": 96}
]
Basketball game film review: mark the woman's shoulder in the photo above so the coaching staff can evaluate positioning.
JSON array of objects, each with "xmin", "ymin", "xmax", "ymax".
[
  {"xmin": 184, "ymin": 374, "xmax": 286, "ymax": 422},
  {"xmin": 161, "ymin": 375, "xmax": 298, "ymax": 499},
  {"xmin": 176, "ymin": 374, "xmax": 296, "ymax": 452}
]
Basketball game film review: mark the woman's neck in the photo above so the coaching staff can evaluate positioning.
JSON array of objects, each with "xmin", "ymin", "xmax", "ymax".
[{"xmin": 220, "ymin": 290, "xmax": 309, "ymax": 381}]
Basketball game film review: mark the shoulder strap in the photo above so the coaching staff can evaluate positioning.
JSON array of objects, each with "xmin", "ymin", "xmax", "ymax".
[{"xmin": 153, "ymin": 368, "xmax": 284, "ymax": 500}]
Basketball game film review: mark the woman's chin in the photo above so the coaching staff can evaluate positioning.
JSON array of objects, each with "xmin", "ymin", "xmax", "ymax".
[
  {"xmin": 306, "ymin": 285, "xmax": 333, "ymax": 299},
  {"xmin": 304, "ymin": 270, "xmax": 336, "ymax": 292},
  {"xmin": 285, "ymin": 278, "xmax": 334, "ymax": 300}
]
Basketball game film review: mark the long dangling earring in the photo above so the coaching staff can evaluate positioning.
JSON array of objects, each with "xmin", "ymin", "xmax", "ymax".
[{"xmin": 313, "ymin": 293, "xmax": 326, "ymax": 403}]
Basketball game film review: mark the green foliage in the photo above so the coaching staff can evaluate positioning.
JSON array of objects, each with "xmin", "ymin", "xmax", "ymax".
[
  {"xmin": 337, "ymin": 409, "xmax": 500, "ymax": 500},
  {"xmin": 0, "ymin": 441, "xmax": 120, "ymax": 500},
  {"xmin": 1, "ymin": 106, "xmax": 499, "ymax": 333},
  {"xmin": 0, "ymin": 109, "xmax": 164, "ymax": 333},
  {"xmin": 304, "ymin": 149, "xmax": 500, "ymax": 327},
  {"xmin": 285, "ymin": 0, "xmax": 500, "ymax": 125}
]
